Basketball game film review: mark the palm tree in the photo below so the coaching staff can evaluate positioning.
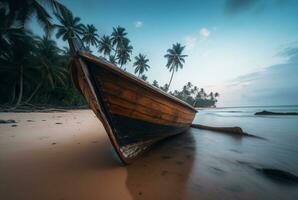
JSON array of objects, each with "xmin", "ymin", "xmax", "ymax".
[
  {"xmin": 199, "ymin": 88, "xmax": 207, "ymax": 99},
  {"xmin": 24, "ymin": 36, "xmax": 68, "ymax": 103},
  {"xmin": 133, "ymin": 54, "xmax": 150, "ymax": 77},
  {"xmin": 111, "ymin": 26, "xmax": 128, "ymax": 50},
  {"xmin": 208, "ymin": 92, "xmax": 214, "ymax": 101},
  {"xmin": 1, "ymin": 0, "xmax": 66, "ymax": 32},
  {"xmin": 191, "ymin": 86, "xmax": 199, "ymax": 95},
  {"xmin": 152, "ymin": 80, "xmax": 159, "ymax": 88},
  {"xmin": 116, "ymin": 40, "xmax": 133, "ymax": 68},
  {"xmin": 108, "ymin": 55, "xmax": 117, "ymax": 65},
  {"xmin": 160, "ymin": 84, "xmax": 169, "ymax": 92},
  {"xmin": 0, "ymin": 31, "xmax": 35, "ymax": 107},
  {"xmin": 98, "ymin": 35, "xmax": 113, "ymax": 57},
  {"xmin": 140, "ymin": 75, "xmax": 148, "ymax": 81},
  {"xmin": 54, "ymin": 9, "xmax": 84, "ymax": 41},
  {"xmin": 185, "ymin": 82, "xmax": 193, "ymax": 92},
  {"xmin": 164, "ymin": 43, "xmax": 187, "ymax": 91},
  {"xmin": 82, "ymin": 24, "xmax": 99, "ymax": 47},
  {"xmin": 110, "ymin": 26, "xmax": 133, "ymax": 68}
]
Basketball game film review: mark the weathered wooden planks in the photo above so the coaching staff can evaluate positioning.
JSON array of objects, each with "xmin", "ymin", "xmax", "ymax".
[
  {"xmin": 84, "ymin": 58, "xmax": 196, "ymax": 126},
  {"xmin": 69, "ymin": 48, "xmax": 197, "ymax": 164}
]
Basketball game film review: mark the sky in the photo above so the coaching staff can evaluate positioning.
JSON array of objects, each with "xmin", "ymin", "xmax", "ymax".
[{"xmin": 31, "ymin": 0, "xmax": 298, "ymax": 107}]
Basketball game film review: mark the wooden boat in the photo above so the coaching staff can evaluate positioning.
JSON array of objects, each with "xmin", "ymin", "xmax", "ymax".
[{"xmin": 68, "ymin": 37, "xmax": 197, "ymax": 164}]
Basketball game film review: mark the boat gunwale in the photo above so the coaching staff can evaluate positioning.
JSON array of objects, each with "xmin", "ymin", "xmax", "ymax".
[{"xmin": 77, "ymin": 51, "xmax": 198, "ymax": 113}]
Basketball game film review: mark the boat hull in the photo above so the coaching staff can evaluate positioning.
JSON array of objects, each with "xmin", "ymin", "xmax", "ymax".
[{"xmin": 70, "ymin": 52, "xmax": 197, "ymax": 164}]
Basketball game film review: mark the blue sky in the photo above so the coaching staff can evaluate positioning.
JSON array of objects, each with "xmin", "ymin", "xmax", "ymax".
[{"xmin": 31, "ymin": 0, "xmax": 298, "ymax": 106}]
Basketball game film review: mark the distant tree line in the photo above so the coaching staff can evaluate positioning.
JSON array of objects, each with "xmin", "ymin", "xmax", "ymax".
[
  {"xmin": 0, "ymin": 0, "xmax": 219, "ymax": 109},
  {"xmin": 151, "ymin": 81, "xmax": 219, "ymax": 107}
]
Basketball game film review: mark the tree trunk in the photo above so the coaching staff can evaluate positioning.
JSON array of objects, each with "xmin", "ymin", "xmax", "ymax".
[
  {"xmin": 24, "ymin": 81, "xmax": 43, "ymax": 104},
  {"xmin": 15, "ymin": 65, "xmax": 24, "ymax": 108},
  {"xmin": 9, "ymin": 84, "xmax": 16, "ymax": 105},
  {"xmin": 192, "ymin": 91, "xmax": 199, "ymax": 107},
  {"xmin": 114, "ymin": 49, "xmax": 118, "ymax": 62},
  {"xmin": 167, "ymin": 70, "xmax": 175, "ymax": 92},
  {"xmin": 192, "ymin": 100, "xmax": 197, "ymax": 107}
]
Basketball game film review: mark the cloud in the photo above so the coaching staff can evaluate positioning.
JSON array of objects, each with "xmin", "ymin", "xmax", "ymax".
[
  {"xmin": 212, "ymin": 42, "xmax": 298, "ymax": 107},
  {"xmin": 277, "ymin": 44, "xmax": 298, "ymax": 63},
  {"xmin": 224, "ymin": 0, "xmax": 260, "ymax": 15},
  {"xmin": 184, "ymin": 27, "xmax": 212, "ymax": 51},
  {"xmin": 184, "ymin": 36, "xmax": 197, "ymax": 51},
  {"xmin": 134, "ymin": 21, "xmax": 143, "ymax": 28},
  {"xmin": 199, "ymin": 27, "xmax": 210, "ymax": 38},
  {"xmin": 218, "ymin": 62, "xmax": 298, "ymax": 106}
]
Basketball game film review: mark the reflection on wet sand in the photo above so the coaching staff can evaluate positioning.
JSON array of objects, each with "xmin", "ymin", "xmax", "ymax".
[
  {"xmin": 126, "ymin": 131, "xmax": 196, "ymax": 200},
  {"xmin": 1, "ymin": 110, "xmax": 298, "ymax": 200}
]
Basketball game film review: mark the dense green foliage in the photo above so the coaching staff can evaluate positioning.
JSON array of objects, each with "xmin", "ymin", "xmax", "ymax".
[
  {"xmin": 0, "ymin": 1, "xmax": 85, "ymax": 107},
  {"xmin": 0, "ymin": 0, "xmax": 219, "ymax": 109},
  {"xmin": 152, "ymin": 81, "xmax": 219, "ymax": 107}
]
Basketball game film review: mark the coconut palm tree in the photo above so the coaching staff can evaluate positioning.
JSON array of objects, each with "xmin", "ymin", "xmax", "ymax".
[
  {"xmin": 82, "ymin": 24, "xmax": 99, "ymax": 47},
  {"xmin": 98, "ymin": 35, "xmax": 113, "ymax": 57},
  {"xmin": 199, "ymin": 88, "xmax": 207, "ymax": 99},
  {"xmin": 133, "ymin": 54, "xmax": 150, "ymax": 77},
  {"xmin": 164, "ymin": 43, "xmax": 187, "ymax": 91},
  {"xmin": 208, "ymin": 92, "xmax": 214, "ymax": 101},
  {"xmin": 111, "ymin": 26, "xmax": 128, "ymax": 50},
  {"xmin": 108, "ymin": 55, "xmax": 117, "ymax": 65},
  {"xmin": 24, "ymin": 36, "xmax": 68, "ymax": 103},
  {"xmin": 191, "ymin": 86, "xmax": 199, "ymax": 95},
  {"xmin": 61, "ymin": 46, "xmax": 71, "ymax": 59},
  {"xmin": 152, "ymin": 80, "xmax": 159, "ymax": 87},
  {"xmin": 160, "ymin": 84, "xmax": 169, "ymax": 92},
  {"xmin": 0, "ymin": 31, "xmax": 35, "ymax": 107},
  {"xmin": 110, "ymin": 26, "xmax": 133, "ymax": 68},
  {"xmin": 1, "ymin": 0, "xmax": 66, "ymax": 32},
  {"xmin": 116, "ymin": 40, "xmax": 133, "ymax": 68},
  {"xmin": 140, "ymin": 74, "xmax": 148, "ymax": 81},
  {"xmin": 54, "ymin": 9, "xmax": 84, "ymax": 41}
]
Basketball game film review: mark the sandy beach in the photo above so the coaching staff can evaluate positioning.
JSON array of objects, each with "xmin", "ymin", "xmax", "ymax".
[
  {"xmin": 1, "ymin": 109, "xmax": 298, "ymax": 200},
  {"xmin": 0, "ymin": 110, "xmax": 195, "ymax": 200}
]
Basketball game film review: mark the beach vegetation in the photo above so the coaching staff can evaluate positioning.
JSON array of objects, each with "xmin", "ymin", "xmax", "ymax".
[{"xmin": 0, "ymin": 1, "xmax": 219, "ymax": 109}]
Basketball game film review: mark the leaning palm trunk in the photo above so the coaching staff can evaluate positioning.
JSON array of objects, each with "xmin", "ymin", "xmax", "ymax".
[
  {"xmin": 167, "ymin": 70, "xmax": 175, "ymax": 91},
  {"xmin": 24, "ymin": 81, "xmax": 43, "ymax": 104},
  {"xmin": 14, "ymin": 65, "xmax": 24, "ymax": 108}
]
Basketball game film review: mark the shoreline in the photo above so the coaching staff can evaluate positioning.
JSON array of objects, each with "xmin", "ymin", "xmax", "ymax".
[
  {"xmin": 0, "ymin": 105, "xmax": 89, "ymax": 113},
  {"xmin": 1, "ymin": 109, "xmax": 297, "ymax": 200}
]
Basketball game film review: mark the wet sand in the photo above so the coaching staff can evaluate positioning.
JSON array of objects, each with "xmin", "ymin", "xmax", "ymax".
[{"xmin": 0, "ymin": 110, "xmax": 297, "ymax": 200}]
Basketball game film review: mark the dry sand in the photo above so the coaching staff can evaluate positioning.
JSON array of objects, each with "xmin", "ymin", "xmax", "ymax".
[{"xmin": 1, "ymin": 110, "xmax": 297, "ymax": 200}]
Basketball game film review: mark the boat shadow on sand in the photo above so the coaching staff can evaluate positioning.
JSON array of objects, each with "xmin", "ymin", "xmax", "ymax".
[{"xmin": 125, "ymin": 130, "xmax": 196, "ymax": 200}]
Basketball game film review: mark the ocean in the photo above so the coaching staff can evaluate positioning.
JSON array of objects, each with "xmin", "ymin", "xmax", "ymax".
[{"xmin": 185, "ymin": 105, "xmax": 298, "ymax": 199}]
